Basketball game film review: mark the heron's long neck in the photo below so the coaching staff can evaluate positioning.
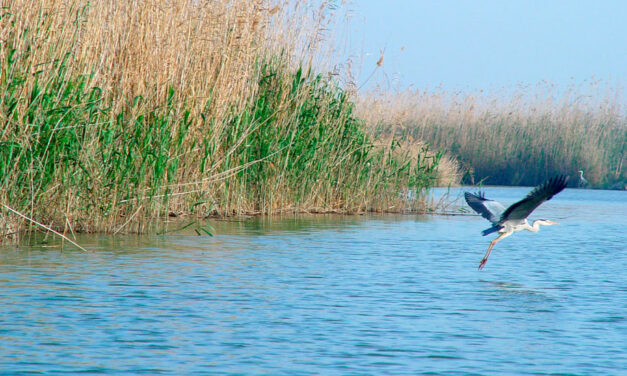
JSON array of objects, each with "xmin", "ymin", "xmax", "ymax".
[{"xmin": 527, "ymin": 220, "xmax": 542, "ymax": 232}]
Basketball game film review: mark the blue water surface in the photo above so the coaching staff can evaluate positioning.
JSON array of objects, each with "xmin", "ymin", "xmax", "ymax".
[{"xmin": 0, "ymin": 188, "xmax": 625, "ymax": 375}]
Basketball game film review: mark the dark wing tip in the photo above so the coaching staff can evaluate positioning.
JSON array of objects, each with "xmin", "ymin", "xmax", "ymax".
[
  {"xmin": 544, "ymin": 175, "xmax": 569, "ymax": 201},
  {"xmin": 529, "ymin": 174, "xmax": 569, "ymax": 202},
  {"xmin": 500, "ymin": 174, "xmax": 568, "ymax": 222},
  {"xmin": 464, "ymin": 190, "xmax": 497, "ymax": 222},
  {"xmin": 464, "ymin": 191, "xmax": 485, "ymax": 202}
]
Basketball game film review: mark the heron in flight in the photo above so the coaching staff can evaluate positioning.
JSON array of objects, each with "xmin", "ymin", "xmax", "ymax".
[{"xmin": 464, "ymin": 175, "xmax": 568, "ymax": 270}]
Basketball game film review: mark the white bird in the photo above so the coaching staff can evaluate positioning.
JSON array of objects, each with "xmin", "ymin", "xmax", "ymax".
[{"xmin": 464, "ymin": 175, "xmax": 568, "ymax": 270}]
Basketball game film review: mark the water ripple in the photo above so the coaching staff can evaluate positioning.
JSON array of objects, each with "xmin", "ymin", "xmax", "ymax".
[{"xmin": 0, "ymin": 188, "xmax": 626, "ymax": 375}]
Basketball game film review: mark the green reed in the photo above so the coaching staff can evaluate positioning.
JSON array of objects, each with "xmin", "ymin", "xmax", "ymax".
[{"xmin": 0, "ymin": 3, "xmax": 440, "ymax": 237}]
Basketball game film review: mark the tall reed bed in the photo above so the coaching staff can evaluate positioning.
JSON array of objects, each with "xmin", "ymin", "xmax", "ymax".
[
  {"xmin": 0, "ymin": 0, "xmax": 440, "ymax": 237},
  {"xmin": 358, "ymin": 83, "xmax": 626, "ymax": 189}
]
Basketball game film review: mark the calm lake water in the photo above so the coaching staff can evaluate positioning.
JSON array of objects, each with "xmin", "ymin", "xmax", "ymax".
[{"xmin": 1, "ymin": 188, "xmax": 625, "ymax": 375}]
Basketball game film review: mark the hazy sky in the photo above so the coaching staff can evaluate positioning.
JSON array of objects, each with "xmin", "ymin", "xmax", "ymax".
[{"xmin": 342, "ymin": 0, "xmax": 627, "ymax": 92}]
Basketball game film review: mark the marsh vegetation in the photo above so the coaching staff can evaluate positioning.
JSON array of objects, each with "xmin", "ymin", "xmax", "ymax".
[
  {"xmin": 358, "ymin": 84, "xmax": 626, "ymax": 189},
  {"xmin": 0, "ymin": 0, "xmax": 442, "ymax": 237},
  {"xmin": 2, "ymin": 1, "xmax": 624, "ymax": 241}
]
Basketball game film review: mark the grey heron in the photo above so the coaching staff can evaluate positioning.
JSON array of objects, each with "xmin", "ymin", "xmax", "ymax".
[
  {"xmin": 464, "ymin": 175, "xmax": 568, "ymax": 270},
  {"xmin": 578, "ymin": 170, "xmax": 588, "ymax": 187}
]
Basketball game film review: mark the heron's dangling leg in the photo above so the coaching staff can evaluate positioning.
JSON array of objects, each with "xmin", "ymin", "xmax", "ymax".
[{"xmin": 478, "ymin": 231, "xmax": 511, "ymax": 270}]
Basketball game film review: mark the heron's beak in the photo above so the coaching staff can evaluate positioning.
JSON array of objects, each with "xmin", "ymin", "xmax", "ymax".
[{"xmin": 549, "ymin": 221, "xmax": 559, "ymax": 225}]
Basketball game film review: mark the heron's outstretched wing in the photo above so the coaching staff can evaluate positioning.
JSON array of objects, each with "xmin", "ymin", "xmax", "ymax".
[
  {"xmin": 464, "ymin": 192, "xmax": 506, "ymax": 224},
  {"xmin": 500, "ymin": 175, "xmax": 568, "ymax": 222}
]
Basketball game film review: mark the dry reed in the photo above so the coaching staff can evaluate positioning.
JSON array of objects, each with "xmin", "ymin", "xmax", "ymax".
[
  {"xmin": 358, "ymin": 82, "xmax": 626, "ymax": 188},
  {"xmin": 0, "ymin": 0, "xmax": 440, "ymax": 238}
]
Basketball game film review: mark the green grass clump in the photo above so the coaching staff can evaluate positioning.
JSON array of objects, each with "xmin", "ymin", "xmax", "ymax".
[{"xmin": 214, "ymin": 61, "xmax": 440, "ymax": 214}]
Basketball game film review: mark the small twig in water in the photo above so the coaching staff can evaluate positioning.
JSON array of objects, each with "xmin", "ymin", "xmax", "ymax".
[
  {"xmin": 113, "ymin": 205, "xmax": 143, "ymax": 235},
  {"xmin": 2, "ymin": 205, "xmax": 89, "ymax": 252}
]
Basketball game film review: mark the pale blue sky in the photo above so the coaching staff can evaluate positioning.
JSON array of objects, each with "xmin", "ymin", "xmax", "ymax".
[{"xmin": 341, "ymin": 0, "xmax": 627, "ymax": 92}]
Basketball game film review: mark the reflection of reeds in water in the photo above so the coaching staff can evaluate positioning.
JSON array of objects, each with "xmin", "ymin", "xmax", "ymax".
[
  {"xmin": 358, "ymin": 83, "xmax": 627, "ymax": 189},
  {"xmin": 0, "ymin": 0, "xmax": 440, "ymax": 238}
]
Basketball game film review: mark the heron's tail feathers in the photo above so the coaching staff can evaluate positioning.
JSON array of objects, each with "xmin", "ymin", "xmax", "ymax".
[{"xmin": 482, "ymin": 225, "xmax": 502, "ymax": 236}]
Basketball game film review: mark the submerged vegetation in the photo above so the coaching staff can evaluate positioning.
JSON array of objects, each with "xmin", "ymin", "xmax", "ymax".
[
  {"xmin": 0, "ymin": 0, "xmax": 441, "ymax": 238},
  {"xmin": 358, "ymin": 85, "xmax": 626, "ymax": 189}
]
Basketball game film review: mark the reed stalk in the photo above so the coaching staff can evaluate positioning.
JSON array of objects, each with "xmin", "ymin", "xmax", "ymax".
[{"xmin": 0, "ymin": 0, "xmax": 440, "ymax": 238}]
